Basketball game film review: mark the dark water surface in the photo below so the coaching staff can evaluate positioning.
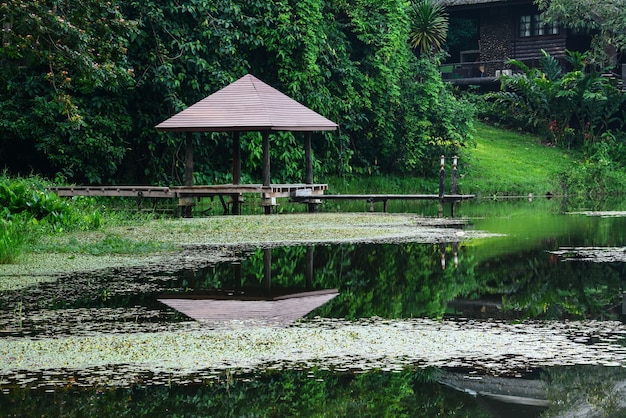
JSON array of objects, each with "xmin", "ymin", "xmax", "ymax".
[{"xmin": 2, "ymin": 198, "xmax": 626, "ymax": 417}]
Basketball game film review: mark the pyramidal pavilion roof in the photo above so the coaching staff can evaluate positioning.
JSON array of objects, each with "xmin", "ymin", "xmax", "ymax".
[{"xmin": 156, "ymin": 74, "xmax": 338, "ymax": 132}]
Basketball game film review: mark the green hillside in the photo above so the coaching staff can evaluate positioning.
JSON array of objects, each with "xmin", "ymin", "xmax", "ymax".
[
  {"xmin": 329, "ymin": 122, "xmax": 584, "ymax": 198},
  {"xmin": 459, "ymin": 122, "xmax": 581, "ymax": 197}
]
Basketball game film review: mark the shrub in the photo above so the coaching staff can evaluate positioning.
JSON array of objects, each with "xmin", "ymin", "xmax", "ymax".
[
  {"xmin": 561, "ymin": 141, "xmax": 626, "ymax": 197},
  {"xmin": 3, "ymin": 176, "xmax": 104, "ymax": 230},
  {"xmin": 0, "ymin": 217, "xmax": 30, "ymax": 264}
]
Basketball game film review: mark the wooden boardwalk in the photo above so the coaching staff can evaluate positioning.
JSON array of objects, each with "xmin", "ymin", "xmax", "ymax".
[
  {"xmin": 50, "ymin": 183, "xmax": 329, "ymax": 214},
  {"xmin": 296, "ymin": 193, "xmax": 475, "ymax": 212},
  {"xmin": 50, "ymin": 183, "xmax": 328, "ymax": 199},
  {"xmin": 50, "ymin": 184, "xmax": 474, "ymax": 214}
]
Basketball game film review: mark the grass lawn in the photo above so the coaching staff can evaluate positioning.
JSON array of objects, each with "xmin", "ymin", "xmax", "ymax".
[
  {"xmin": 328, "ymin": 122, "xmax": 582, "ymax": 198},
  {"xmin": 459, "ymin": 122, "xmax": 581, "ymax": 197}
]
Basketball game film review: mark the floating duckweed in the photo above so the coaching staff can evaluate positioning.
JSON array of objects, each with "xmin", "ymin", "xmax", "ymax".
[{"xmin": 1, "ymin": 318, "xmax": 626, "ymax": 388}]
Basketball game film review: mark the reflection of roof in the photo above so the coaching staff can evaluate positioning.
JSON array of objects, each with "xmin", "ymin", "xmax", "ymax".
[
  {"xmin": 158, "ymin": 289, "xmax": 339, "ymax": 326},
  {"xmin": 156, "ymin": 74, "xmax": 338, "ymax": 132}
]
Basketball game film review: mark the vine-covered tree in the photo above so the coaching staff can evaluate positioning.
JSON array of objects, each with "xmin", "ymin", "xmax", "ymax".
[
  {"xmin": 0, "ymin": 0, "xmax": 138, "ymax": 182},
  {"xmin": 1, "ymin": 0, "xmax": 473, "ymax": 184}
]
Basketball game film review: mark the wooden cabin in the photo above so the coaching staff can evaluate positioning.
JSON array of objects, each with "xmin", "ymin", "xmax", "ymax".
[{"xmin": 441, "ymin": 0, "xmax": 591, "ymax": 87}]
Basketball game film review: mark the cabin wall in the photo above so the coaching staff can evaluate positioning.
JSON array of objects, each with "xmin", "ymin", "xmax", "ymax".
[
  {"xmin": 513, "ymin": 36, "xmax": 567, "ymax": 61},
  {"xmin": 477, "ymin": 5, "xmax": 569, "ymax": 75},
  {"xmin": 479, "ymin": 8, "xmax": 514, "ymax": 76},
  {"xmin": 444, "ymin": 0, "xmax": 594, "ymax": 85}
]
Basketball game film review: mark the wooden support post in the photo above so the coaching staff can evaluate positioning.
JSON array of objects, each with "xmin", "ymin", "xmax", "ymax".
[
  {"xmin": 440, "ymin": 242, "xmax": 446, "ymax": 270},
  {"xmin": 185, "ymin": 132, "xmax": 194, "ymax": 187},
  {"xmin": 262, "ymin": 131, "xmax": 271, "ymax": 187},
  {"xmin": 262, "ymin": 131, "xmax": 273, "ymax": 214},
  {"xmin": 232, "ymin": 132, "xmax": 241, "ymax": 215},
  {"xmin": 453, "ymin": 241, "xmax": 459, "ymax": 268},
  {"xmin": 305, "ymin": 132, "xmax": 313, "ymax": 184},
  {"xmin": 451, "ymin": 155, "xmax": 458, "ymax": 217},
  {"xmin": 305, "ymin": 132, "xmax": 318, "ymax": 213},
  {"xmin": 233, "ymin": 260, "xmax": 242, "ymax": 291},
  {"xmin": 306, "ymin": 246, "xmax": 314, "ymax": 289},
  {"xmin": 451, "ymin": 155, "xmax": 458, "ymax": 194},
  {"xmin": 438, "ymin": 155, "xmax": 445, "ymax": 217},
  {"xmin": 232, "ymin": 132, "xmax": 241, "ymax": 185},
  {"xmin": 182, "ymin": 132, "xmax": 194, "ymax": 218}
]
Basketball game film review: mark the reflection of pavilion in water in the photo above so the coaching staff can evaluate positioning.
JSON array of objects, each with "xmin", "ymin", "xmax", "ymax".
[
  {"xmin": 440, "ymin": 242, "xmax": 460, "ymax": 270},
  {"xmin": 159, "ymin": 247, "xmax": 338, "ymax": 326}
]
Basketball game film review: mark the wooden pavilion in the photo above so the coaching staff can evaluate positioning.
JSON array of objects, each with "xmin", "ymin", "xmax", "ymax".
[{"xmin": 155, "ymin": 74, "xmax": 338, "ymax": 215}]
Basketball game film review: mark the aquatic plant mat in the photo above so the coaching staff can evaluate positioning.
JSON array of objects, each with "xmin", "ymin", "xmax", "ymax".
[
  {"xmin": 3, "ymin": 213, "xmax": 489, "ymax": 290},
  {"xmin": 1, "ymin": 317, "xmax": 626, "ymax": 389},
  {"xmin": 2, "ymin": 211, "xmax": 625, "ymax": 396}
]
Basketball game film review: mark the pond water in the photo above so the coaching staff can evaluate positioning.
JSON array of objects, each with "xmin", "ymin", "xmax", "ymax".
[{"xmin": 2, "ymin": 197, "xmax": 626, "ymax": 417}]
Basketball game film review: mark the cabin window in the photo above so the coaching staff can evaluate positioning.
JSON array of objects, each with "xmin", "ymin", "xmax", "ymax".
[
  {"xmin": 519, "ymin": 14, "xmax": 559, "ymax": 37},
  {"xmin": 520, "ymin": 15, "xmax": 531, "ymax": 37},
  {"xmin": 546, "ymin": 21, "xmax": 559, "ymax": 35},
  {"xmin": 533, "ymin": 15, "xmax": 544, "ymax": 36}
]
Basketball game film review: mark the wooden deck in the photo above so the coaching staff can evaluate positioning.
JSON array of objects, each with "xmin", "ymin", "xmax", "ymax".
[
  {"xmin": 50, "ymin": 183, "xmax": 328, "ymax": 199},
  {"xmin": 49, "ymin": 183, "xmax": 329, "ymax": 215},
  {"xmin": 49, "ymin": 184, "xmax": 474, "ymax": 214}
]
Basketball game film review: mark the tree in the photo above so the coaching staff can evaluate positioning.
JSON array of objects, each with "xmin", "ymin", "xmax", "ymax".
[
  {"xmin": 537, "ymin": 0, "xmax": 626, "ymax": 66},
  {"xmin": 407, "ymin": 0, "xmax": 449, "ymax": 56},
  {"xmin": 0, "ymin": 0, "xmax": 138, "ymax": 182},
  {"xmin": 1, "ymin": 0, "xmax": 473, "ymax": 184}
]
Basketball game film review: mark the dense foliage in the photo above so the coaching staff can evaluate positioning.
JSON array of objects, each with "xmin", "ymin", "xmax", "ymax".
[
  {"xmin": 0, "ymin": 0, "xmax": 474, "ymax": 185},
  {"xmin": 0, "ymin": 0, "xmax": 138, "ymax": 183},
  {"xmin": 481, "ymin": 51, "xmax": 626, "ymax": 146}
]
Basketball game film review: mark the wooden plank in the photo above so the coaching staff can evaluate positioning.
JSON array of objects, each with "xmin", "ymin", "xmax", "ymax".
[
  {"xmin": 311, "ymin": 194, "xmax": 475, "ymax": 201},
  {"xmin": 50, "ymin": 186, "xmax": 173, "ymax": 198},
  {"xmin": 51, "ymin": 184, "xmax": 328, "ymax": 198}
]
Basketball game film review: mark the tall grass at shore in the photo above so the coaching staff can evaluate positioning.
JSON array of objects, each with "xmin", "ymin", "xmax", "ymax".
[
  {"xmin": 0, "ymin": 218, "xmax": 29, "ymax": 264},
  {"xmin": 0, "ymin": 175, "xmax": 104, "ymax": 263}
]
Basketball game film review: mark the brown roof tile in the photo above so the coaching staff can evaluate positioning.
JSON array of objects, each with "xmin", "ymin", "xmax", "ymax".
[{"xmin": 156, "ymin": 74, "xmax": 338, "ymax": 132}]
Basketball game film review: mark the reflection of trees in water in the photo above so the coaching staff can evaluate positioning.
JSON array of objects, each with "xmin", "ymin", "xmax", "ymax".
[
  {"xmin": 199, "ymin": 243, "xmax": 478, "ymax": 319},
  {"xmin": 255, "ymin": 243, "xmax": 477, "ymax": 319},
  {"xmin": 311, "ymin": 242, "xmax": 479, "ymax": 319},
  {"xmin": 5, "ymin": 238, "xmax": 622, "ymax": 326},
  {"xmin": 0, "ymin": 368, "xmax": 493, "ymax": 417},
  {"xmin": 475, "ymin": 249, "xmax": 626, "ymax": 320}
]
